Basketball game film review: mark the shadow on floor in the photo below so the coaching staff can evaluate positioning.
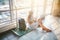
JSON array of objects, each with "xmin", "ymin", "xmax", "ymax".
[{"xmin": 0, "ymin": 30, "xmax": 19, "ymax": 40}]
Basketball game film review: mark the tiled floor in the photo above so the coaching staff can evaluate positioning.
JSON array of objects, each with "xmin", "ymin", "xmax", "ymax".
[
  {"xmin": 18, "ymin": 28, "xmax": 57, "ymax": 40},
  {"xmin": 0, "ymin": 30, "xmax": 19, "ymax": 40},
  {"xmin": 0, "ymin": 28, "xmax": 57, "ymax": 40}
]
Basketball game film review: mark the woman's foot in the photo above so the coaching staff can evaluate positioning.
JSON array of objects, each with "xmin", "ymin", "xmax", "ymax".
[{"xmin": 42, "ymin": 27, "xmax": 52, "ymax": 32}]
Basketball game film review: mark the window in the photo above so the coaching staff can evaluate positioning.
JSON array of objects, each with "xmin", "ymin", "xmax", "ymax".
[
  {"xmin": 0, "ymin": 0, "xmax": 13, "ymax": 27},
  {"xmin": 0, "ymin": 0, "xmax": 53, "ymax": 25},
  {"xmin": 12, "ymin": 0, "xmax": 53, "ymax": 22},
  {"xmin": 13, "ymin": 0, "xmax": 32, "ymax": 9},
  {"xmin": 0, "ymin": 0, "xmax": 9, "ymax": 5},
  {"xmin": 13, "ymin": 0, "xmax": 32, "ymax": 22},
  {"xmin": 32, "ymin": 0, "xmax": 54, "ymax": 19},
  {"xmin": 45, "ymin": 0, "xmax": 53, "ymax": 15}
]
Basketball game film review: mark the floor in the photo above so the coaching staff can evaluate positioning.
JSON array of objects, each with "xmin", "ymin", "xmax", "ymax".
[
  {"xmin": 18, "ymin": 28, "xmax": 57, "ymax": 40},
  {"xmin": 0, "ymin": 30, "xmax": 19, "ymax": 40},
  {"xmin": 0, "ymin": 28, "xmax": 57, "ymax": 40}
]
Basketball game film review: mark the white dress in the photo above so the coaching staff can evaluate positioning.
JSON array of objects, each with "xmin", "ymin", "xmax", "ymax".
[
  {"xmin": 43, "ymin": 15, "xmax": 60, "ymax": 40},
  {"xmin": 18, "ymin": 15, "xmax": 60, "ymax": 40}
]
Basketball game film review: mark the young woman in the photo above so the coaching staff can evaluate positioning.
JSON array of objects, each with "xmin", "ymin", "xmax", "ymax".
[
  {"xmin": 19, "ymin": 0, "xmax": 60, "ymax": 40},
  {"xmin": 27, "ymin": 11, "xmax": 38, "ymax": 29}
]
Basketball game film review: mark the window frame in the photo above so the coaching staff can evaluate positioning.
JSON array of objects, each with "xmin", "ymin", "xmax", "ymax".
[{"xmin": 0, "ymin": 0, "xmax": 15, "ymax": 27}]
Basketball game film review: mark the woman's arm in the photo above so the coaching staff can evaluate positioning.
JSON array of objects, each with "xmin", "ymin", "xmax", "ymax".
[
  {"xmin": 38, "ymin": 19, "xmax": 52, "ymax": 32},
  {"xmin": 27, "ymin": 14, "xmax": 33, "ymax": 24},
  {"xmin": 27, "ymin": 11, "xmax": 34, "ymax": 25}
]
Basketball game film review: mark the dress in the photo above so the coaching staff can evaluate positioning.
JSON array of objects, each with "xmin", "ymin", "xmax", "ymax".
[{"xmin": 43, "ymin": 15, "xmax": 60, "ymax": 40}]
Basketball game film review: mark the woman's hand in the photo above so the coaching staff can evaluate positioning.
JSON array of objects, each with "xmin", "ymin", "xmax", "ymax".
[
  {"xmin": 42, "ymin": 26, "xmax": 52, "ymax": 32},
  {"xmin": 38, "ymin": 19, "xmax": 42, "ymax": 25}
]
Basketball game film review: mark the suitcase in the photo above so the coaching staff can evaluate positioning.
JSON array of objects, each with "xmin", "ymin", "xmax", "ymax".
[{"xmin": 19, "ymin": 19, "xmax": 26, "ymax": 31}]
